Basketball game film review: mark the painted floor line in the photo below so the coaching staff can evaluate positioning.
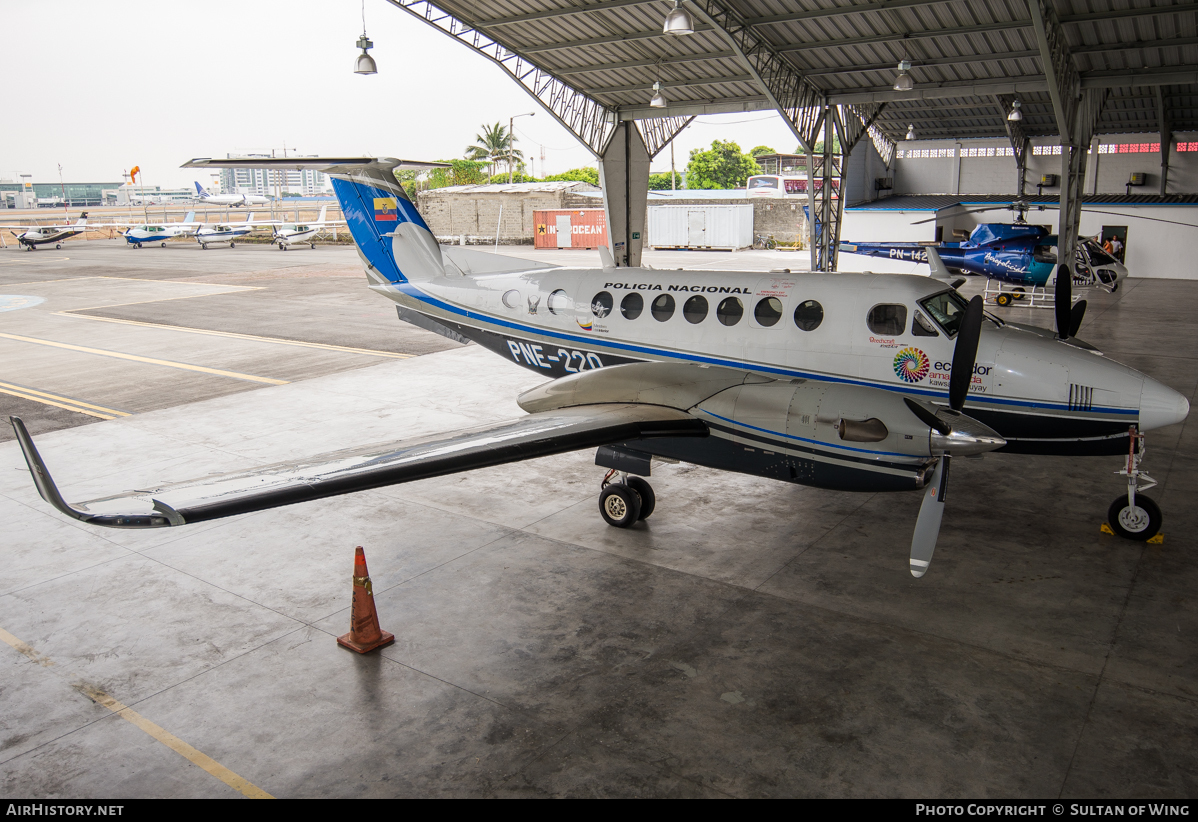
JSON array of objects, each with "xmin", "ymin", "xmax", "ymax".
[
  {"xmin": 60, "ymin": 287, "xmax": 265, "ymax": 314},
  {"xmin": 0, "ymin": 627, "xmax": 273, "ymax": 799},
  {"xmin": 0, "ymin": 387, "xmax": 118, "ymax": 420},
  {"xmin": 56, "ymin": 312, "xmax": 415, "ymax": 359},
  {"xmin": 0, "ymin": 332, "xmax": 289, "ymax": 385},
  {"xmin": 0, "ymin": 381, "xmax": 131, "ymax": 418}
]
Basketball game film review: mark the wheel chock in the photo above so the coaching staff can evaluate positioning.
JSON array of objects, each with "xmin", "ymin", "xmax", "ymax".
[
  {"xmin": 337, "ymin": 546, "xmax": 395, "ymax": 654},
  {"xmin": 1148, "ymin": 534, "xmax": 1164, "ymax": 544},
  {"xmin": 1100, "ymin": 522, "xmax": 1114, "ymax": 535}
]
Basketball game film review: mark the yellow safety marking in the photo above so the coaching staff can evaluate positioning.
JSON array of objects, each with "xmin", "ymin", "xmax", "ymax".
[
  {"xmin": 0, "ymin": 381, "xmax": 130, "ymax": 417},
  {"xmin": 0, "ymin": 628, "xmax": 272, "ymax": 799},
  {"xmin": 57, "ymin": 313, "xmax": 414, "ymax": 359},
  {"xmin": 0, "ymin": 386, "xmax": 116, "ymax": 420},
  {"xmin": 1100, "ymin": 522, "xmax": 1115, "ymax": 535},
  {"xmin": 1148, "ymin": 533, "xmax": 1164, "ymax": 544},
  {"xmin": 0, "ymin": 332, "xmax": 289, "ymax": 385}
]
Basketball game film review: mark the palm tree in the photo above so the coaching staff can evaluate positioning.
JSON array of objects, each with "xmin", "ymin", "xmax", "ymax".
[{"xmin": 466, "ymin": 122, "xmax": 524, "ymax": 179}]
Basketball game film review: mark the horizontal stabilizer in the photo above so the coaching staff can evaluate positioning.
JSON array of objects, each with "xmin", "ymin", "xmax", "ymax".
[
  {"xmin": 441, "ymin": 246, "xmax": 556, "ymax": 275},
  {"xmin": 10, "ymin": 406, "xmax": 706, "ymax": 529}
]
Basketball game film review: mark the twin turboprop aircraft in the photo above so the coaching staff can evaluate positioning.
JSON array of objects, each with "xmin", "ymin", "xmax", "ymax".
[
  {"xmin": 9, "ymin": 157, "xmax": 1190, "ymax": 579},
  {"xmin": 1, "ymin": 213, "xmax": 91, "ymax": 250}
]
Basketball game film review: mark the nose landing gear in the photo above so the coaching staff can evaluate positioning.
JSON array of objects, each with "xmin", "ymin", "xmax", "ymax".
[
  {"xmin": 598, "ymin": 469, "xmax": 655, "ymax": 528},
  {"xmin": 1107, "ymin": 427, "xmax": 1162, "ymax": 541}
]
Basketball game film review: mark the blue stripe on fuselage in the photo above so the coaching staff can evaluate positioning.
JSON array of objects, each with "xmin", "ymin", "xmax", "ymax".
[{"xmin": 384, "ymin": 280, "xmax": 1137, "ymax": 418}]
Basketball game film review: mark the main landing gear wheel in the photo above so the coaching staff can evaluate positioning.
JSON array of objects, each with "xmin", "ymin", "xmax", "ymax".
[
  {"xmin": 310, "ymin": 243, "xmax": 316, "ymax": 250},
  {"xmin": 201, "ymin": 243, "xmax": 208, "ymax": 250},
  {"xmin": 599, "ymin": 485, "xmax": 641, "ymax": 528},
  {"xmin": 55, "ymin": 243, "xmax": 61, "ymax": 249},
  {"xmin": 994, "ymin": 292, "xmax": 1013, "ymax": 307},
  {"xmin": 161, "ymin": 242, "xmax": 166, "ymax": 247},
  {"xmin": 625, "ymin": 476, "xmax": 656, "ymax": 520},
  {"xmin": 1108, "ymin": 495, "xmax": 1162, "ymax": 541},
  {"xmin": 230, "ymin": 242, "xmax": 236, "ymax": 248}
]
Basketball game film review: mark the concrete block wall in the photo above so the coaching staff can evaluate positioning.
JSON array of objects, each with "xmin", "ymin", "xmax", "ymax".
[{"xmin": 416, "ymin": 189, "xmax": 601, "ymax": 244}]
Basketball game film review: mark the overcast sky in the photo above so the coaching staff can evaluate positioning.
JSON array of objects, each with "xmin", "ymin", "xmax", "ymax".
[{"xmin": 4, "ymin": 0, "xmax": 803, "ymax": 189}]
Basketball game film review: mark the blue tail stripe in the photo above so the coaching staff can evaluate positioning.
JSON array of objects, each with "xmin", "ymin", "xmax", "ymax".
[{"xmin": 331, "ymin": 177, "xmax": 428, "ymax": 285}]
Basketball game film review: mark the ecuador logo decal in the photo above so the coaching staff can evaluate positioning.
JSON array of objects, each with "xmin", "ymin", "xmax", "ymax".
[
  {"xmin": 374, "ymin": 197, "xmax": 398, "ymax": 222},
  {"xmin": 893, "ymin": 347, "xmax": 930, "ymax": 383}
]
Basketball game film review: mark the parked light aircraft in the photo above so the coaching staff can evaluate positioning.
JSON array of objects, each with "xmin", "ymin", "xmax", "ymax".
[
  {"xmin": 195, "ymin": 213, "xmax": 257, "ymax": 249},
  {"xmin": 120, "ymin": 212, "xmax": 199, "ymax": 247},
  {"xmin": 10, "ymin": 157, "xmax": 1190, "ymax": 579},
  {"xmin": 1, "ymin": 213, "xmax": 90, "ymax": 250},
  {"xmin": 272, "ymin": 205, "xmax": 344, "ymax": 250},
  {"xmin": 193, "ymin": 182, "xmax": 271, "ymax": 208}
]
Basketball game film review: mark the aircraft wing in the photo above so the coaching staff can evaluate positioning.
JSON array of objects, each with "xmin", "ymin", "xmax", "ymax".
[
  {"xmin": 9, "ymin": 405, "xmax": 706, "ymax": 529},
  {"xmin": 183, "ymin": 157, "xmax": 450, "ymax": 173}
]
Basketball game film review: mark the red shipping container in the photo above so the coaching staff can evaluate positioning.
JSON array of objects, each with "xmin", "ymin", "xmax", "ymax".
[{"xmin": 534, "ymin": 209, "xmax": 609, "ymax": 250}]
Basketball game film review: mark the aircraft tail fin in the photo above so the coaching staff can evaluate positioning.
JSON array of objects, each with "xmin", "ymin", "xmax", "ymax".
[
  {"xmin": 75, "ymin": 213, "xmax": 89, "ymax": 226},
  {"xmin": 317, "ymin": 204, "xmax": 328, "ymax": 224},
  {"xmin": 194, "ymin": 182, "xmax": 208, "ymax": 198},
  {"xmin": 926, "ymin": 247, "xmax": 955, "ymax": 281},
  {"xmin": 182, "ymin": 211, "xmax": 195, "ymax": 224}
]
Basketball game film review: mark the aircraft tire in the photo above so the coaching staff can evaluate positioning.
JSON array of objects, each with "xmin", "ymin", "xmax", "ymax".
[
  {"xmin": 1012, "ymin": 287, "xmax": 1026, "ymax": 301},
  {"xmin": 625, "ymin": 477, "xmax": 656, "ymax": 520},
  {"xmin": 995, "ymin": 293, "xmax": 1013, "ymax": 307},
  {"xmin": 55, "ymin": 244, "xmax": 61, "ymax": 249},
  {"xmin": 201, "ymin": 244, "xmax": 207, "ymax": 250},
  {"xmin": 278, "ymin": 243, "xmax": 285, "ymax": 250},
  {"xmin": 310, "ymin": 243, "xmax": 316, "ymax": 250},
  {"xmin": 599, "ymin": 485, "xmax": 641, "ymax": 528},
  {"xmin": 230, "ymin": 242, "xmax": 236, "ymax": 248},
  {"xmin": 161, "ymin": 242, "xmax": 166, "ymax": 247},
  {"xmin": 1107, "ymin": 494, "xmax": 1162, "ymax": 541}
]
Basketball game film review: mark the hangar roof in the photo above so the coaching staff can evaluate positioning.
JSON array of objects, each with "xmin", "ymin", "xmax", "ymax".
[{"xmin": 393, "ymin": 0, "xmax": 1198, "ymax": 145}]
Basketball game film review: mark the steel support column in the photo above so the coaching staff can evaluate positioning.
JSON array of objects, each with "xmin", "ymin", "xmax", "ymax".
[
  {"xmin": 599, "ymin": 122, "xmax": 651, "ymax": 268},
  {"xmin": 1156, "ymin": 87, "xmax": 1172, "ymax": 195}
]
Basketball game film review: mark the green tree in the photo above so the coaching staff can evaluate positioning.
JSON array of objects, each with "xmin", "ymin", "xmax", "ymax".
[
  {"xmin": 543, "ymin": 166, "xmax": 600, "ymax": 185},
  {"xmin": 685, "ymin": 140, "xmax": 758, "ymax": 189},
  {"xmin": 648, "ymin": 171, "xmax": 683, "ymax": 190},
  {"xmin": 466, "ymin": 122, "xmax": 523, "ymax": 178},
  {"xmin": 426, "ymin": 159, "xmax": 488, "ymax": 190},
  {"xmin": 487, "ymin": 171, "xmax": 539, "ymax": 184},
  {"xmin": 750, "ymin": 145, "xmax": 776, "ymax": 157}
]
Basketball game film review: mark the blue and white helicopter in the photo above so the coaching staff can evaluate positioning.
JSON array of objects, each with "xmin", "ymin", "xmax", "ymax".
[
  {"xmin": 840, "ymin": 201, "xmax": 1128, "ymax": 305},
  {"xmin": 8, "ymin": 157, "xmax": 1190, "ymax": 579}
]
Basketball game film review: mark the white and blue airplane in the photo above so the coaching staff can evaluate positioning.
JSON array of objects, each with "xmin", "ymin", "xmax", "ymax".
[
  {"xmin": 192, "ymin": 182, "xmax": 272, "ymax": 208},
  {"xmin": 9, "ymin": 157, "xmax": 1189, "ymax": 578},
  {"xmin": 195, "ymin": 213, "xmax": 259, "ymax": 249},
  {"xmin": 120, "ymin": 212, "xmax": 199, "ymax": 247},
  {"xmin": 271, "ymin": 205, "xmax": 344, "ymax": 250}
]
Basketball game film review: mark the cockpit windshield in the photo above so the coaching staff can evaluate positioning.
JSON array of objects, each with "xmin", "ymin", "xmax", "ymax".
[
  {"xmin": 1083, "ymin": 239, "xmax": 1117, "ymax": 266},
  {"xmin": 919, "ymin": 290, "xmax": 971, "ymax": 338}
]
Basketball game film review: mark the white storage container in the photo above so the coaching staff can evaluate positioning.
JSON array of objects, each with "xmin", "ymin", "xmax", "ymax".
[{"xmin": 647, "ymin": 204, "xmax": 754, "ymax": 250}]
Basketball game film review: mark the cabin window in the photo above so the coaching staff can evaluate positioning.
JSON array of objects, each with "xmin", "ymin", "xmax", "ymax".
[
  {"xmin": 866, "ymin": 304, "xmax": 907, "ymax": 335},
  {"xmin": 754, "ymin": 297, "xmax": 783, "ymax": 327},
  {"xmin": 621, "ymin": 292, "xmax": 644, "ymax": 320},
  {"xmin": 1033, "ymin": 244, "xmax": 1057, "ymax": 263},
  {"xmin": 683, "ymin": 295, "xmax": 708, "ymax": 324},
  {"xmin": 912, "ymin": 309, "xmax": 940, "ymax": 337},
  {"xmin": 547, "ymin": 289, "xmax": 571, "ymax": 315},
  {"xmin": 918, "ymin": 290, "xmax": 970, "ymax": 337},
  {"xmin": 793, "ymin": 300, "xmax": 823, "ymax": 331},
  {"xmin": 717, "ymin": 297, "xmax": 743, "ymax": 326},
  {"xmin": 501, "ymin": 290, "xmax": 521, "ymax": 309},
  {"xmin": 591, "ymin": 291, "xmax": 613, "ymax": 318},
  {"xmin": 651, "ymin": 294, "xmax": 675, "ymax": 322}
]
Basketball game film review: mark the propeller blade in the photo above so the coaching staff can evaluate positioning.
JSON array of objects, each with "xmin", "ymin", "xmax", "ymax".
[
  {"xmin": 948, "ymin": 295, "xmax": 984, "ymax": 412},
  {"xmin": 1069, "ymin": 299, "xmax": 1087, "ymax": 338},
  {"xmin": 1055, "ymin": 264, "xmax": 1072, "ymax": 339},
  {"xmin": 910, "ymin": 457, "xmax": 950, "ymax": 578},
  {"xmin": 904, "ymin": 397, "xmax": 951, "ymax": 435}
]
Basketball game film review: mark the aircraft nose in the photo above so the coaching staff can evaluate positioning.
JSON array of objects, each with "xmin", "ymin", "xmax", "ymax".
[{"xmin": 1139, "ymin": 377, "xmax": 1190, "ymax": 431}]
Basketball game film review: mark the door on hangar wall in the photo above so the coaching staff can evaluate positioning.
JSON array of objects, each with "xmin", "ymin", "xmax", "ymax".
[
  {"xmin": 1101, "ymin": 226, "xmax": 1127, "ymax": 262},
  {"xmin": 556, "ymin": 215, "xmax": 572, "ymax": 248}
]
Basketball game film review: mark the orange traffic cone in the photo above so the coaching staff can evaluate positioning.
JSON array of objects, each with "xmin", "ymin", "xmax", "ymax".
[{"xmin": 337, "ymin": 546, "xmax": 395, "ymax": 654}]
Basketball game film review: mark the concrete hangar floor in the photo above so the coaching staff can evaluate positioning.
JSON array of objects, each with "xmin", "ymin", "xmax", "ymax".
[{"xmin": 0, "ymin": 239, "xmax": 1194, "ymax": 799}]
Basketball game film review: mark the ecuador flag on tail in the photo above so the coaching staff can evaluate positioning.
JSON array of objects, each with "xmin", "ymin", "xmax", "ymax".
[{"xmin": 374, "ymin": 197, "xmax": 398, "ymax": 221}]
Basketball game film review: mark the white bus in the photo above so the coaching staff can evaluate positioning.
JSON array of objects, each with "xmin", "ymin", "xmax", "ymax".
[{"xmin": 746, "ymin": 174, "xmax": 838, "ymax": 197}]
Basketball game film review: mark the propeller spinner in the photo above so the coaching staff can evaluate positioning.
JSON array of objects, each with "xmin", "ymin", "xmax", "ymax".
[{"xmin": 903, "ymin": 295, "xmax": 1005, "ymax": 577}]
